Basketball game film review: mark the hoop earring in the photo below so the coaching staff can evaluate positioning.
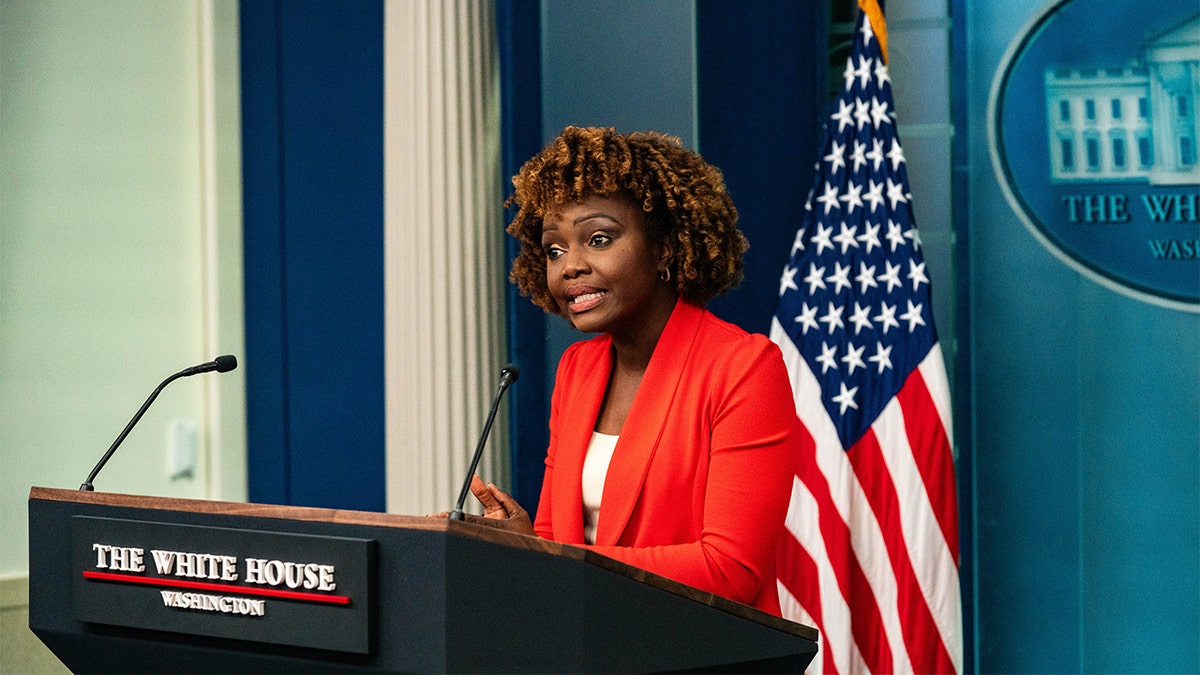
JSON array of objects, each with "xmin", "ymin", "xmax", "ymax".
[{"xmin": 659, "ymin": 268, "xmax": 672, "ymax": 283}]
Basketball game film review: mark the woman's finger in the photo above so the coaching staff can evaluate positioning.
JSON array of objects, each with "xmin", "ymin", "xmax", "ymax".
[
  {"xmin": 487, "ymin": 483, "xmax": 520, "ymax": 515},
  {"xmin": 485, "ymin": 482, "xmax": 535, "ymax": 535},
  {"xmin": 469, "ymin": 474, "xmax": 509, "ymax": 518}
]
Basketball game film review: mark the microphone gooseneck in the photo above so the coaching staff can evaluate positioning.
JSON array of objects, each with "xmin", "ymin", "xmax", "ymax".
[
  {"xmin": 449, "ymin": 363, "xmax": 520, "ymax": 521},
  {"xmin": 79, "ymin": 355, "xmax": 239, "ymax": 491}
]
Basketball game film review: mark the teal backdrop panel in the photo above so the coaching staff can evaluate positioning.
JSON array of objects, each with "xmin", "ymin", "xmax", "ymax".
[
  {"xmin": 535, "ymin": 0, "xmax": 829, "ymax": 392},
  {"xmin": 537, "ymin": 0, "xmax": 699, "ymax": 407},
  {"xmin": 962, "ymin": 0, "xmax": 1200, "ymax": 671}
]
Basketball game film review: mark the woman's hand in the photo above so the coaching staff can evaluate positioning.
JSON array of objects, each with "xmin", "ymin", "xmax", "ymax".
[
  {"xmin": 468, "ymin": 475, "xmax": 535, "ymax": 535},
  {"xmin": 426, "ymin": 476, "xmax": 534, "ymax": 535}
]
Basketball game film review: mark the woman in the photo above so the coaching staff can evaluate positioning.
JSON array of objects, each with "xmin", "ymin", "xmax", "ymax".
[{"xmin": 472, "ymin": 126, "xmax": 810, "ymax": 616}]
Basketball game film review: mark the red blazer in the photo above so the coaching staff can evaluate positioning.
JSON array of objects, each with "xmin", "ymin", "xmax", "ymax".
[{"xmin": 533, "ymin": 298, "xmax": 809, "ymax": 615}]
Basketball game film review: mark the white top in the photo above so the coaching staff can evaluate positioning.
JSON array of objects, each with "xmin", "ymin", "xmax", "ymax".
[{"xmin": 581, "ymin": 431, "xmax": 619, "ymax": 545}]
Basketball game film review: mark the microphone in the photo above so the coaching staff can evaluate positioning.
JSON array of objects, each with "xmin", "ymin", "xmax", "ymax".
[
  {"xmin": 449, "ymin": 363, "xmax": 520, "ymax": 521},
  {"xmin": 80, "ymin": 355, "xmax": 239, "ymax": 491},
  {"xmin": 181, "ymin": 354, "xmax": 238, "ymax": 376}
]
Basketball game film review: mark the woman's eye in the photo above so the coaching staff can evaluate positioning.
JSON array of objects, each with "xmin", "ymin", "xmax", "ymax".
[
  {"xmin": 589, "ymin": 233, "xmax": 612, "ymax": 247},
  {"xmin": 544, "ymin": 245, "xmax": 564, "ymax": 261}
]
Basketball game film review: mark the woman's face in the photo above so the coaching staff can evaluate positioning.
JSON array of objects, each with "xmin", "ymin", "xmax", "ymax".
[{"xmin": 541, "ymin": 194, "xmax": 674, "ymax": 337}]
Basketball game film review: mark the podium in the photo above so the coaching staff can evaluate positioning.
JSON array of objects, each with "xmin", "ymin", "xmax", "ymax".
[{"xmin": 29, "ymin": 487, "xmax": 818, "ymax": 673}]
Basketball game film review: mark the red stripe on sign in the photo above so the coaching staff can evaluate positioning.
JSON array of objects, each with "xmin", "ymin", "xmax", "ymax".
[{"xmin": 81, "ymin": 571, "xmax": 352, "ymax": 605}]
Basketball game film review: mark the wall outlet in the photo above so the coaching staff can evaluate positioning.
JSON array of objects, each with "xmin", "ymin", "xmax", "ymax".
[{"xmin": 167, "ymin": 418, "xmax": 197, "ymax": 480}]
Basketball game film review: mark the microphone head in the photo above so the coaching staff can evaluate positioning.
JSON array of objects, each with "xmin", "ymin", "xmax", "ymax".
[
  {"xmin": 500, "ymin": 363, "xmax": 520, "ymax": 384},
  {"xmin": 214, "ymin": 354, "xmax": 238, "ymax": 373}
]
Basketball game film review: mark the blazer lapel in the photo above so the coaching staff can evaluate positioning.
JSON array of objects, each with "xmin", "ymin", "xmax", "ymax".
[
  {"xmin": 552, "ymin": 338, "xmax": 612, "ymax": 544},
  {"xmin": 595, "ymin": 299, "xmax": 704, "ymax": 545}
]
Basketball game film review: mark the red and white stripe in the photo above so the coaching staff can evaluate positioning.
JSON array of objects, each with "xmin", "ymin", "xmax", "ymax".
[{"xmin": 772, "ymin": 317, "xmax": 963, "ymax": 674}]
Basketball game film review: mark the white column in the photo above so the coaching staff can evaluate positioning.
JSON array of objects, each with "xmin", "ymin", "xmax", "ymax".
[
  {"xmin": 384, "ymin": 0, "xmax": 507, "ymax": 515},
  {"xmin": 199, "ymin": 0, "xmax": 248, "ymax": 503}
]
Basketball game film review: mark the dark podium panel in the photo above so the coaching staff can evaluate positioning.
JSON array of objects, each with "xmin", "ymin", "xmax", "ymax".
[{"xmin": 29, "ymin": 487, "xmax": 818, "ymax": 673}]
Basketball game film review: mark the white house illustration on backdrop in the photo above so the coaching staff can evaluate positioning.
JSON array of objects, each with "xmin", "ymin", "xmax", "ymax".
[{"xmin": 1044, "ymin": 13, "xmax": 1200, "ymax": 185}]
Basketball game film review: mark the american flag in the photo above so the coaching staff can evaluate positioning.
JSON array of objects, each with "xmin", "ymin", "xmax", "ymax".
[{"xmin": 769, "ymin": 2, "xmax": 963, "ymax": 673}]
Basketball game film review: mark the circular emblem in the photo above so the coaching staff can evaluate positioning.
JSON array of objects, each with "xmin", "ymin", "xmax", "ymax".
[{"xmin": 989, "ymin": 0, "xmax": 1200, "ymax": 311}]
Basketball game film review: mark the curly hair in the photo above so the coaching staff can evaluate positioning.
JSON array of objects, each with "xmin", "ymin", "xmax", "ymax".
[{"xmin": 506, "ymin": 126, "xmax": 748, "ymax": 314}]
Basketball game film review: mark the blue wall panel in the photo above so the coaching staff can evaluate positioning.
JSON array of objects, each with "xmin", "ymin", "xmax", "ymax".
[
  {"xmin": 497, "ymin": 0, "xmax": 547, "ymax": 512},
  {"xmin": 241, "ymin": 0, "xmax": 385, "ymax": 511},
  {"xmin": 240, "ymin": 0, "xmax": 289, "ymax": 505},
  {"xmin": 696, "ymin": 0, "xmax": 829, "ymax": 334}
]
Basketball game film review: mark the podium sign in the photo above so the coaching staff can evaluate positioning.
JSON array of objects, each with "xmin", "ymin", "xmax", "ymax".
[
  {"xmin": 71, "ymin": 516, "xmax": 375, "ymax": 654},
  {"xmin": 30, "ymin": 487, "xmax": 818, "ymax": 673}
]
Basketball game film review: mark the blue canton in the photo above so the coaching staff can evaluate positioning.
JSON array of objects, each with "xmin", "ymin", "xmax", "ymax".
[{"xmin": 774, "ymin": 14, "xmax": 939, "ymax": 450}]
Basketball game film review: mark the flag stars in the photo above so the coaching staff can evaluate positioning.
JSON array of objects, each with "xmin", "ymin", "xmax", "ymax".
[
  {"xmin": 842, "ymin": 342, "xmax": 867, "ymax": 374},
  {"xmin": 817, "ymin": 342, "xmax": 839, "ymax": 374},
  {"xmin": 858, "ymin": 222, "xmax": 882, "ymax": 253},
  {"xmin": 775, "ymin": 9, "xmax": 947, "ymax": 456},
  {"xmin": 863, "ymin": 179, "xmax": 885, "ymax": 213},
  {"xmin": 886, "ymin": 219, "xmax": 907, "ymax": 252},
  {"xmin": 811, "ymin": 223, "xmax": 835, "ymax": 255},
  {"xmin": 874, "ymin": 302, "xmax": 900, "ymax": 334},
  {"xmin": 868, "ymin": 341, "xmax": 893, "ymax": 374},
  {"xmin": 832, "ymin": 381, "xmax": 860, "ymax": 414},
  {"xmin": 856, "ymin": 262, "xmax": 879, "ymax": 293},
  {"xmin": 856, "ymin": 55, "xmax": 874, "ymax": 89},
  {"xmin": 831, "ymin": 99, "xmax": 855, "ymax": 133},
  {"xmin": 825, "ymin": 140, "xmax": 847, "ymax": 174},
  {"xmin": 791, "ymin": 228, "xmax": 807, "ymax": 256},
  {"xmin": 867, "ymin": 138, "xmax": 886, "ymax": 171},
  {"xmin": 878, "ymin": 260, "xmax": 904, "ymax": 293},
  {"xmin": 839, "ymin": 181, "xmax": 864, "ymax": 214},
  {"xmin": 779, "ymin": 265, "xmax": 799, "ymax": 296},
  {"xmin": 860, "ymin": 14, "xmax": 875, "ymax": 46},
  {"xmin": 905, "ymin": 225, "xmax": 923, "ymax": 251},
  {"xmin": 886, "ymin": 178, "xmax": 909, "ymax": 210},
  {"xmin": 874, "ymin": 60, "xmax": 890, "ymax": 88},
  {"xmin": 834, "ymin": 223, "xmax": 860, "ymax": 254},
  {"xmin": 854, "ymin": 98, "xmax": 872, "ymax": 130},
  {"xmin": 886, "ymin": 141, "xmax": 906, "ymax": 171},
  {"xmin": 817, "ymin": 181, "xmax": 841, "ymax": 215},
  {"xmin": 794, "ymin": 302, "xmax": 820, "ymax": 335},
  {"xmin": 900, "ymin": 299, "xmax": 926, "ymax": 332},
  {"xmin": 819, "ymin": 302, "xmax": 845, "ymax": 334},
  {"xmin": 804, "ymin": 263, "xmax": 827, "ymax": 294},
  {"xmin": 851, "ymin": 140, "xmax": 868, "ymax": 173},
  {"xmin": 870, "ymin": 97, "xmax": 892, "ymax": 129},
  {"xmin": 827, "ymin": 261, "xmax": 853, "ymax": 294},
  {"xmin": 907, "ymin": 259, "xmax": 929, "ymax": 291},
  {"xmin": 849, "ymin": 302, "xmax": 874, "ymax": 334}
]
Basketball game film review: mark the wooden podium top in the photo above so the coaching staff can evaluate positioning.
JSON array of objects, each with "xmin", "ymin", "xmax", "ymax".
[{"xmin": 30, "ymin": 486, "xmax": 817, "ymax": 642}]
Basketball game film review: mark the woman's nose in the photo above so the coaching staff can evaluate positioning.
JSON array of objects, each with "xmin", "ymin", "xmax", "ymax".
[{"xmin": 560, "ymin": 248, "xmax": 588, "ymax": 278}]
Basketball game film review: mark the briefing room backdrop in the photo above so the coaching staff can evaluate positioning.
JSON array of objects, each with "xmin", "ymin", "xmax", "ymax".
[
  {"xmin": 962, "ymin": 0, "xmax": 1198, "ymax": 671},
  {"xmin": 1, "ymin": 1, "xmax": 1197, "ymax": 674}
]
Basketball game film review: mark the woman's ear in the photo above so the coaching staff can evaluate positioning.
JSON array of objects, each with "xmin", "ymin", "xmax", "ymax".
[{"xmin": 656, "ymin": 240, "xmax": 675, "ymax": 273}]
